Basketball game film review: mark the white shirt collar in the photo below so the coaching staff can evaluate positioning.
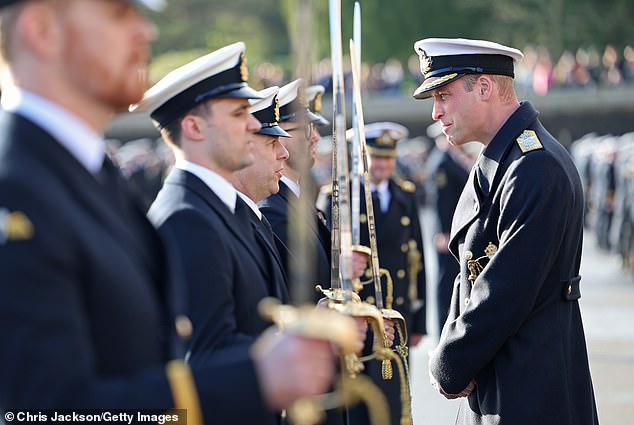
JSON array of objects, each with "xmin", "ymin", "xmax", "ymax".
[
  {"xmin": 281, "ymin": 175, "xmax": 300, "ymax": 197},
  {"xmin": 175, "ymin": 159, "xmax": 237, "ymax": 212},
  {"xmin": 369, "ymin": 179, "xmax": 389, "ymax": 194},
  {"xmin": 237, "ymin": 191, "xmax": 262, "ymax": 220},
  {"xmin": 1, "ymin": 87, "xmax": 105, "ymax": 174}
]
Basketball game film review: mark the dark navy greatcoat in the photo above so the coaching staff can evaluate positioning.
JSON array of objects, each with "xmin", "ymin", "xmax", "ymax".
[
  {"xmin": 431, "ymin": 149, "xmax": 470, "ymax": 335},
  {"xmin": 430, "ymin": 102, "xmax": 599, "ymax": 425},
  {"xmin": 148, "ymin": 169, "xmax": 283, "ymax": 366},
  {"xmin": 0, "ymin": 112, "xmax": 270, "ymax": 423}
]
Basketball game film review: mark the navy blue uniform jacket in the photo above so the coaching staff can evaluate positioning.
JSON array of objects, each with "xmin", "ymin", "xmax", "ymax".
[
  {"xmin": 0, "ymin": 112, "xmax": 269, "ymax": 423},
  {"xmin": 430, "ymin": 102, "xmax": 599, "ymax": 425},
  {"xmin": 259, "ymin": 181, "xmax": 331, "ymax": 294}
]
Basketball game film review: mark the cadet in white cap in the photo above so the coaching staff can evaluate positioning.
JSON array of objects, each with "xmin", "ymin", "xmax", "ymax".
[
  {"xmin": 259, "ymin": 79, "xmax": 368, "ymax": 302},
  {"xmin": 413, "ymin": 38, "xmax": 599, "ymax": 425},
  {"xmin": 304, "ymin": 84, "xmax": 330, "ymax": 127},
  {"xmin": 137, "ymin": 43, "xmax": 339, "ymax": 420},
  {"xmin": 231, "ymin": 86, "xmax": 291, "ymax": 300}
]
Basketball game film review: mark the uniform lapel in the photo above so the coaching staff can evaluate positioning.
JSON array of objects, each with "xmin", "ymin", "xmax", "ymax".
[
  {"xmin": 16, "ymin": 115, "xmax": 158, "ymax": 272},
  {"xmin": 172, "ymin": 169, "xmax": 269, "ymax": 277}
]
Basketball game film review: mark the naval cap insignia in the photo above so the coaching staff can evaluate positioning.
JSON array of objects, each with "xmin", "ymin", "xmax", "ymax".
[
  {"xmin": 274, "ymin": 96, "xmax": 280, "ymax": 122},
  {"xmin": 419, "ymin": 49, "xmax": 432, "ymax": 76},
  {"xmin": 313, "ymin": 92, "xmax": 322, "ymax": 113},
  {"xmin": 377, "ymin": 131, "xmax": 395, "ymax": 146},
  {"xmin": 239, "ymin": 53, "xmax": 248, "ymax": 82}
]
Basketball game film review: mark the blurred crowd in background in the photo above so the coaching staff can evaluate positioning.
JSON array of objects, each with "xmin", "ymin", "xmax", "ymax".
[
  {"xmin": 572, "ymin": 132, "xmax": 634, "ymax": 279},
  {"xmin": 251, "ymin": 44, "xmax": 634, "ymax": 97}
]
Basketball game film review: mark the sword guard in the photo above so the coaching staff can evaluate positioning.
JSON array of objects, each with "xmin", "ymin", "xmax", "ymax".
[
  {"xmin": 315, "ymin": 285, "xmax": 362, "ymax": 303},
  {"xmin": 258, "ymin": 297, "xmax": 359, "ymax": 356},
  {"xmin": 351, "ymin": 244, "xmax": 372, "ymax": 257}
]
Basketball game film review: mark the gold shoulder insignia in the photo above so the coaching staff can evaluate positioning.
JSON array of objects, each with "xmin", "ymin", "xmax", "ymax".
[
  {"xmin": 516, "ymin": 130, "xmax": 543, "ymax": 154},
  {"xmin": 0, "ymin": 209, "xmax": 34, "ymax": 243},
  {"xmin": 396, "ymin": 178, "xmax": 416, "ymax": 193},
  {"xmin": 319, "ymin": 183, "xmax": 333, "ymax": 195}
]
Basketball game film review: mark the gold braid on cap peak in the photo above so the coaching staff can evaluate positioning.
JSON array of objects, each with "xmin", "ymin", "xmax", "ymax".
[{"xmin": 420, "ymin": 73, "xmax": 458, "ymax": 91}]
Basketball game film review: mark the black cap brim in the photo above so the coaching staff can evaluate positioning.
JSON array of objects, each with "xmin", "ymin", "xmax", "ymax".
[
  {"xmin": 413, "ymin": 72, "xmax": 463, "ymax": 100},
  {"xmin": 310, "ymin": 112, "xmax": 330, "ymax": 127},
  {"xmin": 258, "ymin": 125, "xmax": 291, "ymax": 138}
]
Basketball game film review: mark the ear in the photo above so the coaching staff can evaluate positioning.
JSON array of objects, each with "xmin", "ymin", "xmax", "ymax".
[
  {"xmin": 180, "ymin": 115, "xmax": 206, "ymax": 142},
  {"xmin": 17, "ymin": 3, "xmax": 62, "ymax": 61},
  {"xmin": 477, "ymin": 75, "xmax": 494, "ymax": 100}
]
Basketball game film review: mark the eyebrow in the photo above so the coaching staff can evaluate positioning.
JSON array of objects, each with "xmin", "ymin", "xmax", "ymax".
[{"xmin": 231, "ymin": 103, "xmax": 250, "ymax": 114}]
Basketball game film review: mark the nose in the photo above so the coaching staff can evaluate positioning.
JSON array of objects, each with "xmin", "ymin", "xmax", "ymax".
[
  {"xmin": 278, "ymin": 142, "xmax": 290, "ymax": 160},
  {"xmin": 431, "ymin": 98, "xmax": 443, "ymax": 121}
]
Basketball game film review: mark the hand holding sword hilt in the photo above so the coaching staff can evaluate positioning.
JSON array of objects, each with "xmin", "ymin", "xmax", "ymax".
[{"xmin": 258, "ymin": 297, "xmax": 390, "ymax": 425}]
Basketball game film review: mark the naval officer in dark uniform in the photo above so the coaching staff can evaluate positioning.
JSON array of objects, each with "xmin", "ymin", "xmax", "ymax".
[
  {"xmin": 317, "ymin": 122, "xmax": 427, "ymax": 425},
  {"xmin": 413, "ymin": 37, "xmax": 599, "ymax": 425},
  {"xmin": 0, "ymin": 1, "xmax": 339, "ymax": 421},
  {"xmin": 231, "ymin": 85, "xmax": 291, "ymax": 302},
  {"xmin": 138, "ymin": 43, "xmax": 293, "ymax": 371}
]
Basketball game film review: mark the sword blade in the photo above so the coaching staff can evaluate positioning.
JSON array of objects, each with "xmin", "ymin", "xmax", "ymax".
[{"xmin": 349, "ymin": 39, "xmax": 385, "ymax": 309}]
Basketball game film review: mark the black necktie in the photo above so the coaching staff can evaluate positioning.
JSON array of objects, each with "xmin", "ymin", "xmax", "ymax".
[
  {"xmin": 372, "ymin": 190, "xmax": 382, "ymax": 216},
  {"xmin": 98, "ymin": 156, "xmax": 127, "ymax": 210}
]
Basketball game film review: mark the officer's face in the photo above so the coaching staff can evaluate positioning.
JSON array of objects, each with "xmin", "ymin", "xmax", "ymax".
[
  {"xmin": 234, "ymin": 133, "xmax": 289, "ymax": 202},
  {"xmin": 279, "ymin": 120, "xmax": 316, "ymax": 170},
  {"xmin": 55, "ymin": 0, "xmax": 158, "ymax": 112},
  {"xmin": 201, "ymin": 98, "xmax": 261, "ymax": 177},
  {"xmin": 430, "ymin": 78, "xmax": 486, "ymax": 146},
  {"xmin": 369, "ymin": 155, "xmax": 396, "ymax": 184}
]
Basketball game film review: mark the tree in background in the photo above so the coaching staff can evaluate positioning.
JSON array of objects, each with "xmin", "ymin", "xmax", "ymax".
[{"xmin": 146, "ymin": 0, "xmax": 634, "ymax": 85}]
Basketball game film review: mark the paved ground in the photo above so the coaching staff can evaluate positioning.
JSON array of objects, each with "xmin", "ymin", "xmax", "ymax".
[{"xmin": 409, "ymin": 209, "xmax": 634, "ymax": 424}]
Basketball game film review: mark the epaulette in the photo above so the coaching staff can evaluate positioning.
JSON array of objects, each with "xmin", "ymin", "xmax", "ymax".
[
  {"xmin": 516, "ymin": 130, "xmax": 543, "ymax": 154},
  {"xmin": 319, "ymin": 183, "xmax": 333, "ymax": 195},
  {"xmin": 395, "ymin": 178, "xmax": 416, "ymax": 193}
]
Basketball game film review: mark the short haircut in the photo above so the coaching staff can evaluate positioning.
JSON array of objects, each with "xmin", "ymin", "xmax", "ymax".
[
  {"xmin": 160, "ymin": 101, "xmax": 212, "ymax": 148},
  {"xmin": 461, "ymin": 74, "xmax": 516, "ymax": 103}
]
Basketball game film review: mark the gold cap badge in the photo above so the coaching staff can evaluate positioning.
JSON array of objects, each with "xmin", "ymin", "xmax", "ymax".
[
  {"xmin": 313, "ymin": 92, "xmax": 322, "ymax": 113},
  {"xmin": 239, "ymin": 53, "xmax": 248, "ymax": 82},
  {"xmin": 274, "ymin": 96, "xmax": 280, "ymax": 122},
  {"xmin": 376, "ymin": 131, "xmax": 395, "ymax": 146},
  {"xmin": 419, "ymin": 49, "xmax": 432, "ymax": 76}
]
